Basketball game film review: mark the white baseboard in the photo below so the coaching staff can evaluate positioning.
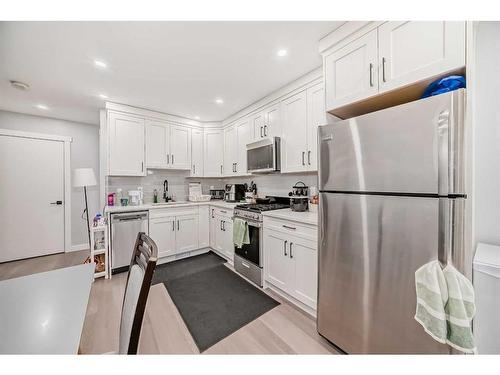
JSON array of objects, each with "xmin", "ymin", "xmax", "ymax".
[{"xmin": 69, "ymin": 243, "xmax": 89, "ymax": 252}]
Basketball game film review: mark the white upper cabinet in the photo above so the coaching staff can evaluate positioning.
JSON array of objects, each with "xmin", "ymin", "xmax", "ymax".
[
  {"xmin": 306, "ymin": 83, "xmax": 326, "ymax": 171},
  {"xmin": 323, "ymin": 22, "xmax": 466, "ymax": 113},
  {"xmin": 170, "ymin": 125, "xmax": 192, "ymax": 170},
  {"xmin": 108, "ymin": 112, "xmax": 146, "ymax": 176},
  {"xmin": 204, "ymin": 129, "xmax": 224, "ymax": 177},
  {"xmin": 235, "ymin": 117, "xmax": 251, "ymax": 175},
  {"xmin": 191, "ymin": 129, "xmax": 204, "ymax": 177},
  {"xmin": 145, "ymin": 119, "xmax": 169, "ymax": 169},
  {"xmin": 145, "ymin": 121, "xmax": 191, "ymax": 170},
  {"xmin": 223, "ymin": 125, "xmax": 236, "ymax": 175},
  {"xmin": 263, "ymin": 103, "xmax": 280, "ymax": 138},
  {"xmin": 378, "ymin": 21, "xmax": 465, "ymax": 93},
  {"xmin": 324, "ymin": 29, "xmax": 378, "ymax": 111},
  {"xmin": 251, "ymin": 111, "xmax": 265, "ymax": 140},
  {"xmin": 281, "ymin": 90, "xmax": 308, "ymax": 173}
]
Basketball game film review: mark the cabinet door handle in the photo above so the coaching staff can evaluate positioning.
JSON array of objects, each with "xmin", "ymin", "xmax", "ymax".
[
  {"xmin": 141, "ymin": 162, "xmax": 144, "ymax": 172},
  {"xmin": 283, "ymin": 225, "xmax": 296, "ymax": 230},
  {"xmin": 382, "ymin": 57, "xmax": 387, "ymax": 83},
  {"xmin": 284, "ymin": 240, "xmax": 288, "ymax": 256},
  {"xmin": 220, "ymin": 210, "xmax": 227, "ymax": 213},
  {"xmin": 212, "ymin": 209, "xmax": 215, "ymax": 218},
  {"xmin": 167, "ymin": 154, "xmax": 170, "ymax": 164},
  {"xmin": 290, "ymin": 242, "xmax": 293, "ymax": 259},
  {"xmin": 264, "ymin": 125, "xmax": 267, "ymax": 136},
  {"xmin": 308, "ymin": 150, "xmax": 311, "ymax": 165},
  {"xmin": 369, "ymin": 62, "xmax": 374, "ymax": 87},
  {"xmin": 172, "ymin": 221, "xmax": 175, "ymax": 231},
  {"xmin": 220, "ymin": 220, "xmax": 223, "ymax": 230},
  {"xmin": 177, "ymin": 220, "xmax": 180, "ymax": 231},
  {"xmin": 260, "ymin": 126, "xmax": 263, "ymax": 138},
  {"xmin": 220, "ymin": 165, "xmax": 223, "ymax": 174},
  {"xmin": 172, "ymin": 154, "xmax": 174, "ymax": 164},
  {"xmin": 302, "ymin": 151, "xmax": 305, "ymax": 166},
  {"xmin": 222, "ymin": 220, "xmax": 225, "ymax": 231}
]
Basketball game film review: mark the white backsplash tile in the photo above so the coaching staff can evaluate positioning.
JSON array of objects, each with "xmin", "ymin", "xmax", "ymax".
[{"xmin": 106, "ymin": 170, "xmax": 318, "ymax": 203}]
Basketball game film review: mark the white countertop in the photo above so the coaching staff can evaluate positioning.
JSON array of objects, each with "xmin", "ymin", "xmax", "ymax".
[
  {"xmin": 263, "ymin": 208, "xmax": 318, "ymax": 226},
  {"xmin": 0, "ymin": 263, "xmax": 94, "ymax": 354},
  {"xmin": 105, "ymin": 200, "xmax": 239, "ymax": 214}
]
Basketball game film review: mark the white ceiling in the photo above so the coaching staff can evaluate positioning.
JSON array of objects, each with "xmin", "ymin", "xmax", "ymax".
[{"xmin": 0, "ymin": 21, "xmax": 343, "ymax": 125}]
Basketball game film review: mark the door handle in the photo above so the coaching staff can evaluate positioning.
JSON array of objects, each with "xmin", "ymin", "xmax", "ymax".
[
  {"xmin": 284, "ymin": 240, "xmax": 288, "ymax": 256},
  {"xmin": 369, "ymin": 63, "xmax": 374, "ymax": 87},
  {"xmin": 172, "ymin": 154, "xmax": 174, "ymax": 164},
  {"xmin": 167, "ymin": 154, "xmax": 170, "ymax": 164},
  {"xmin": 282, "ymin": 225, "xmax": 296, "ymax": 230},
  {"xmin": 141, "ymin": 162, "xmax": 144, "ymax": 172},
  {"xmin": 302, "ymin": 151, "xmax": 305, "ymax": 166},
  {"xmin": 172, "ymin": 221, "xmax": 175, "ymax": 231},
  {"xmin": 50, "ymin": 200, "xmax": 63, "ymax": 205},
  {"xmin": 260, "ymin": 126, "xmax": 263, "ymax": 138},
  {"xmin": 220, "ymin": 165, "xmax": 223, "ymax": 174},
  {"xmin": 307, "ymin": 150, "xmax": 311, "ymax": 165},
  {"xmin": 177, "ymin": 220, "xmax": 180, "ymax": 231},
  {"xmin": 212, "ymin": 209, "xmax": 215, "ymax": 218},
  {"xmin": 241, "ymin": 261, "xmax": 251, "ymax": 269},
  {"xmin": 193, "ymin": 164, "xmax": 195, "ymax": 174},
  {"xmin": 264, "ymin": 125, "xmax": 267, "ymax": 136},
  {"xmin": 220, "ymin": 220, "xmax": 223, "ymax": 230},
  {"xmin": 235, "ymin": 163, "xmax": 237, "ymax": 173},
  {"xmin": 220, "ymin": 210, "xmax": 227, "ymax": 214},
  {"xmin": 222, "ymin": 220, "xmax": 225, "ymax": 231},
  {"xmin": 382, "ymin": 57, "xmax": 387, "ymax": 83},
  {"xmin": 290, "ymin": 242, "xmax": 293, "ymax": 259}
]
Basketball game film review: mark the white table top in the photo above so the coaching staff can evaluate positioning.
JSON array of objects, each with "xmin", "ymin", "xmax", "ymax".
[{"xmin": 0, "ymin": 263, "xmax": 94, "ymax": 354}]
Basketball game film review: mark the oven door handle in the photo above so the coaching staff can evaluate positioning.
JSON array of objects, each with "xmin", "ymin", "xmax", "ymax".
[{"xmin": 234, "ymin": 216, "xmax": 262, "ymax": 228}]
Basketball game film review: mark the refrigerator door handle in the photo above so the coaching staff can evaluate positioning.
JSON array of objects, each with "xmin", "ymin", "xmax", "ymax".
[
  {"xmin": 437, "ymin": 198, "xmax": 450, "ymax": 268},
  {"xmin": 437, "ymin": 110, "xmax": 450, "ymax": 196}
]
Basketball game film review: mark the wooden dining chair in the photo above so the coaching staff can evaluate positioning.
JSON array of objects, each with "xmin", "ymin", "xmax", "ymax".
[{"xmin": 118, "ymin": 232, "xmax": 158, "ymax": 355}]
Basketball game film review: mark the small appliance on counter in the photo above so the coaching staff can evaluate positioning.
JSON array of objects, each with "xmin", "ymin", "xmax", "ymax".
[
  {"xmin": 224, "ymin": 184, "xmax": 246, "ymax": 202},
  {"xmin": 209, "ymin": 187, "xmax": 225, "ymax": 200},
  {"xmin": 288, "ymin": 181, "xmax": 309, "ymax": 212},
  {"xmin": 128, "ymin": 188, "xmax": 143, "ymax": 206},
  {"xmin": 188, "ymin": 182, "xmax": 211, "ymax": 202}
]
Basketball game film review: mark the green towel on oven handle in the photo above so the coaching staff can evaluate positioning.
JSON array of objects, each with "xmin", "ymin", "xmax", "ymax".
[{"xmin": 233, "ymin": 218, "xmax": 250, "ymax": 249}]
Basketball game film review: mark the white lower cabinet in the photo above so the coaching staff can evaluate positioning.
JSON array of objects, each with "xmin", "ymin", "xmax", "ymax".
[
  {"xmin": 148, "ymin": 207, "xmax": 204, "ymax": 259},
  {"xmin": 149, "ymin": 216, "xmax": 176, "ymax": 258},
  {"xmin": 198, "ymin": 205, "xmax": 209, "ymax": 248},
  {"xmin": 264, "ymin": 218, "xmax": 318, "ymax": 311},
  {"xmin": 210, "ymin": 206, "xmax": 234, "ymax": 263}
]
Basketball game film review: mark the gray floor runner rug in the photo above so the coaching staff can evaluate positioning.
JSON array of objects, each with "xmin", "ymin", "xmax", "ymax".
[{"xmin": 152, "ymin": 252, "xmax": 279, "ymax": 352}]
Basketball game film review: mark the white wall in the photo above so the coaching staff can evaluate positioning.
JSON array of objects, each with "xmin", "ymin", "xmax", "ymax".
[
  {"xmin": 0, "ymin": 110, "xmax": 100, "ymax": 249},
  {"xmin": 474, "ymin": 22, "xmax": 500, "ymax": 246}
]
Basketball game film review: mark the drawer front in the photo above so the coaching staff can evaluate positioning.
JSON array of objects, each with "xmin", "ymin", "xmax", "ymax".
[
  {"xmin": 234, "ymin": 254, "xmax": 263, "ymax": 287},
  {"xmin": 212, "ymin": 206, "xmax": 233, "ymax": 218},
  {"xmin": 263, "ymin": 217, "xmax": 317, "ymax": 241},
  {"xmin": 149, "ymin": 206, "xmax": 198, "ymax": 219}
]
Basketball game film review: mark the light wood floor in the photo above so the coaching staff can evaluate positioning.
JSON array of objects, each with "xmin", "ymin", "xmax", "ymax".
[{"xmin": 1, "ymin": 251, "xmax": 338, "ymax": 355}]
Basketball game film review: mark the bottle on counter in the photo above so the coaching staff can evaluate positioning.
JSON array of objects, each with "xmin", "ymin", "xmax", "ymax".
[
  {"xmin": 116, "ymin": 188, "xmax": 123, "ymax": 206},
  {"xmin": 153, "ymin": 189, "xmax": 158, "ymax": 203},
  {"xmin": 107, "ymin": 193, "xmax": 115, "ymax": 206}
]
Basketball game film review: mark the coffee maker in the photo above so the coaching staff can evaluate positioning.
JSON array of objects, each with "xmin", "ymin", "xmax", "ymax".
[{"xmin": 224, "ymin": 184, "xmax": 246, "ymax": 202}]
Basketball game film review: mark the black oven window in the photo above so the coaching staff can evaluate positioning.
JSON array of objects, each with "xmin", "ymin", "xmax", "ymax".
[{"xmin": 234, "ymin": 224, "xmax": 260, "ymax": 266}]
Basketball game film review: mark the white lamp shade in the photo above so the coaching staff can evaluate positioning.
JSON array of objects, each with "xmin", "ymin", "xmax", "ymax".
[{"xmin": 73, "ymin": 168, "xmax": 97, "ymax": 187}]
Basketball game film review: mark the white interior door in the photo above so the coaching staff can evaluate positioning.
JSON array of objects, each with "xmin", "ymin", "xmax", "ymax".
[{"xmin": 0, "ymin": 134, "xmax": 66, "ymax": 262}]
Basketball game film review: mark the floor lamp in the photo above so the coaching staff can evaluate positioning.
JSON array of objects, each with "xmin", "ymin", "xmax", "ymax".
[{"xmin": 73, "ymin": 168, "xmax": 97, "ymax": 250}]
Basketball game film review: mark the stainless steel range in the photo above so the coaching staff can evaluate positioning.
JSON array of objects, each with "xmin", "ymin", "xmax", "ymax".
[{"xmin": 233, "ymin": 198, "xmax": 289, "ymax": 287}]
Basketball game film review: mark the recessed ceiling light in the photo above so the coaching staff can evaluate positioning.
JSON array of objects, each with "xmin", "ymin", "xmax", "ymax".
[
  {"xmin": 35, "ymin": 104, "xmax": 49, "ymax": 110},
  {"xmin": 215, "ymin": 98, "xmax": 224, "ymax": 104},
  {"xmin": 277, "ymin": 49, "xmax": 288, "ymax": 57},
  {"xmin": 10, "ymin": 80, "xmax": 30, "ymax": 91},
  {"xmin": 94, "ymin": 60, "xmax": 107, "ymax": 69},
  {"xmin": 99, "ymin": 93, "xmax": 109, "ymax": 99}
]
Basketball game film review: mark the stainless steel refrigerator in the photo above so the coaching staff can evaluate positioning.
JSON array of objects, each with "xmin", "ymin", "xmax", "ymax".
[{"xmin": 317, "ymin": 89, "xmax": 468, "ymax": 354}]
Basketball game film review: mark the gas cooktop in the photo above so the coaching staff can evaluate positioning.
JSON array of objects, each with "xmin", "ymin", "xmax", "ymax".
[{"xmin": 235, "ymin": 203, "xmax": 290, "ymax": 212}]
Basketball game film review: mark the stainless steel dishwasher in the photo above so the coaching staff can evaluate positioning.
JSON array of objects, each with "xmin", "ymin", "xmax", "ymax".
[{"xmin": 110, "ymin": 211, "xmax": 149, "ymax": 273}]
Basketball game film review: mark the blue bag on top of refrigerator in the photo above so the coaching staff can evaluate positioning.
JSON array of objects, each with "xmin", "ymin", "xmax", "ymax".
[{"xmin": 421, "ymin": 75, "xmax": 466, "ymax": 98}]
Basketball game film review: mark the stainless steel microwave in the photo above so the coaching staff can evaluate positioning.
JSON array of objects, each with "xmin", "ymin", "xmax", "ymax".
[{"xmin": 246, "ymin": 137, "xmax": 281, "ymax": 173}]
